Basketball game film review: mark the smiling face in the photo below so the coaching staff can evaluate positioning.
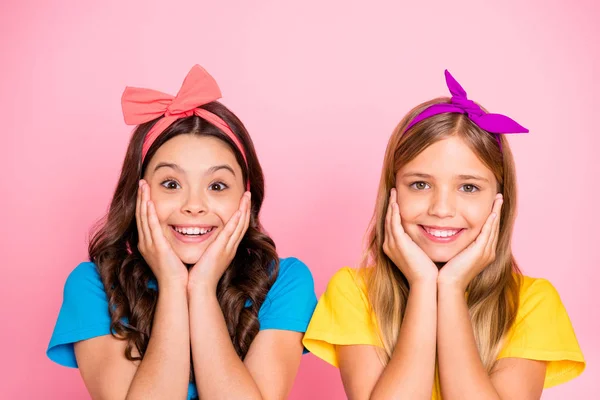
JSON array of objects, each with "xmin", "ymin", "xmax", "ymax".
[
  {"xmin": 142, "ymin": 134, "xmax": 245, "ymax": 265},
  {"xmin": 395, "ymin": 135, "xmax": 498, "ymax": 263}
]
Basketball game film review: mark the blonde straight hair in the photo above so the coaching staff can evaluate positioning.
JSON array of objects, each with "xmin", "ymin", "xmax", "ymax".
[{"xmin": 360, "ymin": 98, "xmax": 522, "ymax": 372}]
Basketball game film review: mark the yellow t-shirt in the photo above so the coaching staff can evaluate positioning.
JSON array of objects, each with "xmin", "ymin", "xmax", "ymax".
[{"xmin": 303, "ymin": 267, "xmax": 585, "ymax": 397}]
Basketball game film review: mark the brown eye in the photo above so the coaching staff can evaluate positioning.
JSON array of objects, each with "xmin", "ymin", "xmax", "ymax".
[
  {"xmin": 410, "ymin": 181, "xmax": 430, "ymax": 190},
  {"xmin": 161, "ymin": 180, "xmax": 181, "ymax": 190},
  {"xmin": 461, "ymin": 184, "xmax": 478, "ymax": 193},
  {"xmin": 209, "ymin": 182, "xmax": 228, "ymax": 191}
]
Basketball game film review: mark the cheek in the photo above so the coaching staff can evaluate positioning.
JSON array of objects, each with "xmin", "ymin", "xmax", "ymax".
[
  {"xmin": 397, "ymin": 192, "xmax": 428, "ymax": 224},
  {"xmin": 151, "ymin": 195, "xmax": 181, "ymax": 224},
  {"xmin": 210, "ymin": 196, "xmax": 241, "ymax": 224},
  {"xmin": 461, "ymin": 200, "xmax": 493, "ymax": 229}
]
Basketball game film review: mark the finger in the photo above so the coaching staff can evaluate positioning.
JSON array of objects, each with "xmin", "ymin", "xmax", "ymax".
[
  {"xmin": 488, "ymin": 195, "xmax": 503, "ymax": 241},
  {"xmin": 487, "ymin": 196, "xmax": 503, "ymax": 256},
  {"xmin": 219, "ymin": 210, "xmax": 242, "ymax": 247},
  {"xmin": 230, "ymin": 193, "xmax": 251, "ymax": 251},
  {"xmin": 384, "ymin": 191, "xmax": 394, "ymax": 252},
  {"xmin": 136, "ymin": 180, "xmax": 144, "ymax": 245},
  {"xmin": 391, "ymin": 188, "xmax": 406, "ymax": 236},
  {"xmin": 385, "ymin": 190, "xmax": 394, "ymax": 235},
  {"xmin": 147, "ymin": 200, "xmax": 167, "ymax": 250},
  {"xmin": 475, "ymin": 208, "xmax": 496, "ymax": 249},
  {"xmin": 140, "ymin": 182, "xmax": 153, "ymax": 248},
  {"xmin": 234, "ymin": 193, "xmax": 252, "ymax": 249},
  {"xmin": 390, "ymin": 202, "xmax": 406, "ymax": 242}
]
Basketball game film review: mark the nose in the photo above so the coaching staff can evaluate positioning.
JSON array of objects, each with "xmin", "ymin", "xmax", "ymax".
[
  {"xmin": 428, "ymin": 188, "xmax": 455, "ymax": 219},
  {"xmin": 181, "ymin": 188, "xmax": 208, "ymax": 216}
]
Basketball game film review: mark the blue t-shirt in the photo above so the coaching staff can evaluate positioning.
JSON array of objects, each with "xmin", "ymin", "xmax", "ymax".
[{"xmin": 47, "ymin": 257, "xmax": 317, "ymax": 399}]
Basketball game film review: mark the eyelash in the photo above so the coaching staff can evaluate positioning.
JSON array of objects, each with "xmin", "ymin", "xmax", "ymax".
[
  {"xmin": 409, "ymin": 181, "xmax": 480, "ymax": 193},
  {"xmin": 209, "ymin": 181, "xmax": 229, "ymax": 191},
  {"xmin": 459, "ymin": 184, "xmax": 480, "ymax": 193},
  {"xmin": 160, "ymin": 179, "xmax": 181, "ymax": 190},
  {"xmin": 409, "ymin": 181, "xmax": 431, "ymax": 190},
  {"xmin": 159, "ymin": 179, "xmax": 228, "ymax": 192}
]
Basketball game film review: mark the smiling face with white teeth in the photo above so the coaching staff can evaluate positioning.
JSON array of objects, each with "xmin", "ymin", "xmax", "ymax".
[
  {"xmin": 143, "ymin": 134, "xmax": 245, "ymax": 265},
  {"xmin": 395, "ymin": 135, "xmax": 498, "ymax": 263}
]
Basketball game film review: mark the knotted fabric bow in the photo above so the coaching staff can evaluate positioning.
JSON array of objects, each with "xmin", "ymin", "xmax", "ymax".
[
  {"xmin": 405, "ymin": 70, "xmax": 529, "ymax": 147},
  {"xmin": 121, "ymin": 65, "xmax": 249, "ymax": 172}
]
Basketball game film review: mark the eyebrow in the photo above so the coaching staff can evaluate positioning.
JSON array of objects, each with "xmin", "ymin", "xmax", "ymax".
[
  {"xmin": 457, "ymin": 174, "xmax": 489, "ymax": 182},
  {"xmin": 401, "ymin": 172, "xmax": 489, "ymax": 182},
  {"xmin": 207, "ymin": 164, "xmax": 236, "ymax": 177},
  {"xmin": 154, "ymin": 162, "xmax": 184, "ymax": 173}
]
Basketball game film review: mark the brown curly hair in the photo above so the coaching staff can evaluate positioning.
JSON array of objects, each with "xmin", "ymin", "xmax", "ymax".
[{"xmin": 88, "ymin": 102, "xmax": 279, "ymax": 383}]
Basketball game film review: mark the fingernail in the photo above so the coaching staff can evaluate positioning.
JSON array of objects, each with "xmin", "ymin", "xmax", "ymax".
[
  {"xmin": 139, "ymin": 180, "xmax": 143, "ymax": 187},
  {"xmin": 492, "ymin": 212, "xmax": 497, "ymax": 218}
]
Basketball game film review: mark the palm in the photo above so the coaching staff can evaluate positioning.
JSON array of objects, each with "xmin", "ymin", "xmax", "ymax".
[
  {"xmin": 189, "ymin": 235, "xmax": 228, "ymax": 282},
  {"xmin": 439, "ymin": 242, "xmax": 482, "ymax": 283},
  {"xmin": 188, "ymin": 193, "xmax": 252, "ymax": 291},
  {"xmin": 438, "ymin": 195, "xmax": 503, "ymax": 289},
  {"xmin": 385, "ymin": 189, "xmax": 437, "ymax": 285}
]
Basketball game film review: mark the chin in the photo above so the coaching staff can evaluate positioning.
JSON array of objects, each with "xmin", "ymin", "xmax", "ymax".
[
  {"xmin": 422, "ymin": 246, "xmax": 460, "ymax": 263},
  {"xmin": 173, "ymin": 246, "xmax": 207, "ymax": 266},
  {"xmin": 427, "ymin": 252, "xmax": 453, "ymax": 263}
]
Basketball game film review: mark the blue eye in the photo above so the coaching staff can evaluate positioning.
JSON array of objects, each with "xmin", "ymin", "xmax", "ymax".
[
  {"xmin": 460, "ymin": 184, "xmax": 479, "ymax": 193},
  {"xmin": 160, "ymin": 180, "xmax": 181, "ymax": 190},
  {"xmin": 410, "ymin": 181, "xmax": 430, "ymax": 190},
  {"xmin": 209, "ymin": 182, "xmax": 228, "ymax": 191}
]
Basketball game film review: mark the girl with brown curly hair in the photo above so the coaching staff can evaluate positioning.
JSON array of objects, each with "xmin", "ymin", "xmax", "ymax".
[{"xmin": 47, "ymin": 65, "xmax": 317, "ymax": 400}]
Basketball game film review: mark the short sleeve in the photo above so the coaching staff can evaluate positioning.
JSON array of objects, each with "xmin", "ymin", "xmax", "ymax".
[
  {"xmin": 498, "ymin": 277, "xmax": 585, "ymax": 388},
  {"xmin": 258, "ymin": 257, "xmax": 317, "ymax": 333},
  {"xmin": 302, "ymin": 267, "xmax": 382, "ymax": 367},
  {"xmin": 47, "ymin": 262, "xmax": 112, "ymax": 368}
]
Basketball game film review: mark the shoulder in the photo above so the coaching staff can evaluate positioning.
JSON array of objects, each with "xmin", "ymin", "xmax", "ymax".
[
  {"xmin": 258, "ymin": 257, "xmax": 317, "ymax": 331},
  {"xmin": 47, "ymin": 262, "xmax": 112, "ymax": 367},
  {"xmin": 518, "ymin": 275, "xmax": 562, "ymax": 307},
  {"xmin": 269, "ymin": 257, "xmax": 315, "ymax": 294},
  {"xmin": 512, "ymin": 274, "xmax": 570, "ymax": 329},
  {"xmin": 329, "ymin": 266, "xmax": 363, "ymax": 284},
  {"xmin": 325, "ymin": 266, "xmax": 369, "ymax": 299},
  {"xmin": 277, "ymin": 257, "xmax": 314, "ymax": 282},
  {"xmin": 264, "ymin": 257, "xmax": 315, "ymax": 300},
  {"xmin": 64, "ymin": 262, "xmax": 104, "ymax": 294}
]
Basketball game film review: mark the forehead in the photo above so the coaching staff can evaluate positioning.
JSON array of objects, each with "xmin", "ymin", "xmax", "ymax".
[
  {"xmin": 399, "ymin": 136, "xmax": 495, "ymax": 179},
  {"xmin": 148, "ymin": 134, "xmax": 240, "ymax": 172}
]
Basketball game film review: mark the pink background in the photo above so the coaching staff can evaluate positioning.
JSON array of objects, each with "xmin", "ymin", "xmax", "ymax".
[{"xmin": 2, "ymin": 0, "xmax": 598, "ymax": 398}]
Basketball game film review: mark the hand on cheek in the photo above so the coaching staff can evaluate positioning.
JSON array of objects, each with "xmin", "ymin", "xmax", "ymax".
[
  {"xmin": 383, "ymin": 189, "xmax": 438, "ymax": 287},
  {"xmin": 136, "ymin": 180, "xmax": 189, "ymax": 288},
  {"xmin": 187, "ymin": 192, "xmax": 252, "ymax": 294},
  {"xmin": 437, "ymin": 194, "xmax": 503, "ymax": 291}
]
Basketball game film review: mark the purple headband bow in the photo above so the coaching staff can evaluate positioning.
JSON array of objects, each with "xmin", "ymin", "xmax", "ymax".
[{"xmin": 405, "ymin": 70, "xmax": 529, "ymax": 147}]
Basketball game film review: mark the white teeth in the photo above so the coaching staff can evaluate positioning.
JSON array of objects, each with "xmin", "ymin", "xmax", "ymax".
[
  {"xmin": 425, "ymin": 227, "xmax": 459, "ymax": 237},
  {"xmin": 175, "ymin": 226, "xmax": 213, "ymax": 235}
]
